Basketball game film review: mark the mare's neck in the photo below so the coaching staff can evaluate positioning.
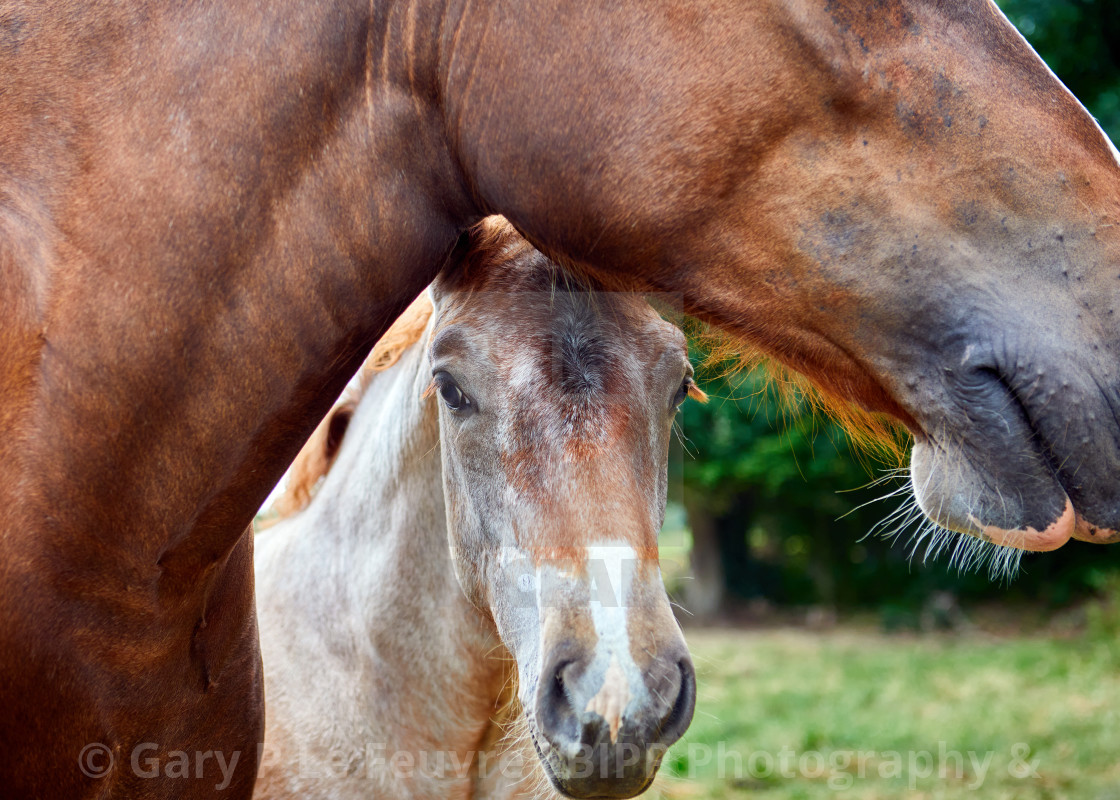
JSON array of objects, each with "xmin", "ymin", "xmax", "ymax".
[
  {"xmin": 5, "ymin": 0, "xmax": 477, "ymax": 595},
  {"xmin": 0, "ymin": 3, "xmax": 474, "ymax": 787}
]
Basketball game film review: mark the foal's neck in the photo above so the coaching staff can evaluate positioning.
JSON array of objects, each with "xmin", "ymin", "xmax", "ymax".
[{"xmin": 257, "ymin": 340, "xmax": 514, "ymax": 797}]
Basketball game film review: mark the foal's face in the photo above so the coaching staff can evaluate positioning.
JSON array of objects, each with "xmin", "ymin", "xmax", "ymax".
[{"xmin": 429, "ymin": 268, "xmax": 696, "ymax": 798}]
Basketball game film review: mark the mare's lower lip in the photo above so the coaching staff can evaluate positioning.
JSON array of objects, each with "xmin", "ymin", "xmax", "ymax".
[
  {"xmin": 1072, "ymin": 514, "xmax": 1120, "ymax": 544},
  {"xmin": 966, "ymin": 498, "xmax": 1073, "ymax": 552}
]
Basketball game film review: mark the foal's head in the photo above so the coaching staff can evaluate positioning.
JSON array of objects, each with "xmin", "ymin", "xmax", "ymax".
[{"xmin": 428, "ymin": 218, "xmax": 699, "ymax": 797}]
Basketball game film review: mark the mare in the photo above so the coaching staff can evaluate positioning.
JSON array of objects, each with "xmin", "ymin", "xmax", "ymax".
[
  {"xmin": 3, "ymin": 2, "xmax": 1120, "ymax": 795},
  {"xmin": 253, "ymin": 218, "xmax": 700, "ymax": 800}
]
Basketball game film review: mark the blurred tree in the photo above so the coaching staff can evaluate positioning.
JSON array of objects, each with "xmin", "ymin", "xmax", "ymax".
[
  {"xmin": 676, "ymin": 356, "xmax": 1120, "ymax": 618},
  {"xmin": 673, "ymin": 362, "xmax": 897, "ymax": 616}
]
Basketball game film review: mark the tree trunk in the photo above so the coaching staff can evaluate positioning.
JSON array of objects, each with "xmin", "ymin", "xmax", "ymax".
[
  {"xmin": 682, "ymin": 491, "xmax": 757, "ymax": 619},
  {"xmin": 682, "ymin": 492, "xmax": 726, "ymax": 620}
]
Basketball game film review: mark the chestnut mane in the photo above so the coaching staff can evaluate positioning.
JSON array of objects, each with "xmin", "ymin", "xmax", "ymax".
[{"xmin": 692, "ymin": 330, "xmax": 908, "ymax": 464}]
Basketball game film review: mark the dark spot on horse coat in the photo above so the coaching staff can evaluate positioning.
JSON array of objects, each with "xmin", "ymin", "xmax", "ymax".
[
  {"xmin": 956, "ymin": 201, "xmax": 980, "ymax": 227},
  {"xmin": 825, "ymin": 0, "xmax": 915, "ymax": 39},
  {"xmin": 821, "ymin": 210, "xmax": 857, "ymax": 254},
  {"xmin": 0, "ymin": 13, "xmax": 29, "ymax": 53}
]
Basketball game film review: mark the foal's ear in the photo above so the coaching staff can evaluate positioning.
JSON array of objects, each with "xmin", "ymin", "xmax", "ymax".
[
  {"xmin": 429, "ymin": 225, "xmax": 479, "ymax": 308},
  {"xmin": 272, "ymin": 401, "xmax": 355, "ymax": 519},
  {"xmin": 324, "ymin": 405, "xmax": 353, "ymax": 463}
]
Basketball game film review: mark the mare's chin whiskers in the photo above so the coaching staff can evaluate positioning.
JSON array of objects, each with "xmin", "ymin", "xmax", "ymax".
[
  {"xmin": 840, "ymin": 466, "xmax": 911, "ymax": 493},
  {"xmin": 840, "ymin": 478, "xmax": 912, "ymax": 522},
  {"xmin": 867, "ymin": 476, "xmax": 1025, "ymax": 582}
]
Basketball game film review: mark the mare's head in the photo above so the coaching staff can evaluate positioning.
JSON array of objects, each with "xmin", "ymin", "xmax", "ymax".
[
  {"xmin": 428, "ymin": 218, "xmax": 699, "ymax": 798},
  {"xmin": 439, "ymin": 0, "xmax": 1120, "ymax": 565}
]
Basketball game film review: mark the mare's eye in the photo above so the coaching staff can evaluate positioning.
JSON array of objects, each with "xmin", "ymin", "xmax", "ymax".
[{"xmin": 434, "ymin": 372, "xmax": 473, "ymax": 414}]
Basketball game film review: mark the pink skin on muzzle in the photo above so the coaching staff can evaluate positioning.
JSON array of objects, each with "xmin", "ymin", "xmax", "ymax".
[{"xmin": 969, "ymin": 498, "xmax": 1074, "ymax": 552}]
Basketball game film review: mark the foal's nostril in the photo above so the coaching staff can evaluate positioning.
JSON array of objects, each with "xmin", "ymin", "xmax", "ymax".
[
  {"xmin": 654, "ymin": 657, "xmax": 696, "ymax": 748},
  {"xmin": 537, "ymin": 657, "xmax": 581, "ymax": 747},
  {"xmin": 533, "ymin": 645, "xmax": 696, "ymax": 798}
]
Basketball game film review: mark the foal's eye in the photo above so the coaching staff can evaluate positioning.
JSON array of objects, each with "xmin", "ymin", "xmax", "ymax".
[
  {"xmin": 434, "ymin": 372, "xmax": 473, "ymax": 414},
  {"xmin": 673, "ymin": 377, "xmax": 693, "ymax": 409}
]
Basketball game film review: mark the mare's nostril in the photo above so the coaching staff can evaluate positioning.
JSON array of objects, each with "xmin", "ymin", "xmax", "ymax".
[{"xmin": 654, "ymin": 657, "xmax": 696, "ymax": 747}]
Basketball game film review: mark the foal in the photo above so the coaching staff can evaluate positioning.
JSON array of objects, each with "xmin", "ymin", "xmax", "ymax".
[{"xmin": 254, "ymin": 219, "xmax": 702, "ymax": 800}]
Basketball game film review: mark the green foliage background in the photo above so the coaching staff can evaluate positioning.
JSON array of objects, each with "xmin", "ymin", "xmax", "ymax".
[{"xmin": 675, "ymin": 3, "xmax": 1120, "ymax": 615}]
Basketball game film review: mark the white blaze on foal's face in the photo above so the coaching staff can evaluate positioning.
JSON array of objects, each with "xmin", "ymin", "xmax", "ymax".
[{"xmin": 428, "ymin": 255, "xmax": 698, "ymax": 799}]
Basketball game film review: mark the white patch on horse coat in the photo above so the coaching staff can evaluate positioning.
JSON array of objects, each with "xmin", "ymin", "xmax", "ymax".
[
  {"xmin": 584, "ymin": 544, "xmax": 643, "ymax": 735},
  {"xmin": 584, "ymin": 654, "xmax": 630, "ymax": 743}
]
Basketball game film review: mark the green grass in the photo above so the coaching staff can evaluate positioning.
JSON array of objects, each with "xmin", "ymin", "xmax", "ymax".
[{"xmin": 649, "ymin": 627, "xmax": 1120, "ymax": 800}]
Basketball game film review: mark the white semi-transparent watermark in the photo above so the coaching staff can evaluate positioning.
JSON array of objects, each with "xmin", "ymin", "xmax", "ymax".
[
  {"xmin": 78, "ymin": 740, "xmax": 1041, "ymax": 791},
  {"xmin": 673, "ymin": 741, "xmax": 1040, "ymax": 791}
]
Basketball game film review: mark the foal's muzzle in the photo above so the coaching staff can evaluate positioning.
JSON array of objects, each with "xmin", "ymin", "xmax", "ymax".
[{"xmin": 533, "ymin": 642, "xmax": 696, "ymax": 798}]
